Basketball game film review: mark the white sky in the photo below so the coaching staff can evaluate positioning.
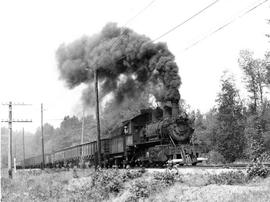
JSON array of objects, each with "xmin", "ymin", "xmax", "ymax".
[{"xmin": 0, "ymin": 0, "xmax": 269, "ymax": 133}]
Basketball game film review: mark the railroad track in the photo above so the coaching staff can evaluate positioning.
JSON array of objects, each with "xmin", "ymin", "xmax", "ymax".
[{"xmin": 146, "ymin": 162, "xmax": 270, "ymax": 171}]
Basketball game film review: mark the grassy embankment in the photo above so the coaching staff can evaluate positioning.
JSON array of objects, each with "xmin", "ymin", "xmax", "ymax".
[{"xmin": 1, "ymin": 167, "xmax": 270, "ymax": 202}]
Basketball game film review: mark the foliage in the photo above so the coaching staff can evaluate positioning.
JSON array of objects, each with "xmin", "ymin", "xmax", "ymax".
[
  {"xmin": 207, "ymin": 150, "xmax": 226, "ymax": 164},
  {"xmin": 192, "ymin": 109, "xmax": 219, "ymax": 153},
  {"xmin": 215, "ymin": 73, "xmax": 245, "ymax": 162},
  {"xmin": 91, "ymin": 169, "xmax": 124, "ymax": 195},
  {"xmin": 207, "ymin": 171, "xmax": 247, "ymax": 185},
  {"xmin": 244, "ymin": 115, "xmax": 265, "ymax": 160},
  {"xmin": 70, "ymin": 169, "xmax": 144, "ymax": 200},
  {"xmin": 153, "ymin": 171, "xmax": 179, "ymax": 185},
  {"xmin": 237, "ymin": 50, "xmax": 270, "ymax": 161},
  {"xmin": 247, "ymin": 158, "xmax": 270, "ymax": 179},
  {"xmin": 128, "ymin": 179, "xmax": 151, "ymax": 200},
  {"xmin": 3, "ymin": 168, "xmax": 270, "ymax": 202},
  {"xmin": 238, "ymin": 50, "xmax": 268, "ymax": 113},
  {"xmin": 127, "ymin": 171, "xmax": 182, "ymax": 201}
]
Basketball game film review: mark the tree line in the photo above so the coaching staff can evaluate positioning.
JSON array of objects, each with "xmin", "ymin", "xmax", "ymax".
[{"xmin": 192, "ymin": 50, "xmax": 270, "ymax": 163}]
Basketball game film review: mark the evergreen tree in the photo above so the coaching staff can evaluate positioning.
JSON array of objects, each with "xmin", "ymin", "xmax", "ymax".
[
  {"xmin": 215, "ymin": 73, "xmax": 245, "ymax": 162},
  {"xmin": 244, "ymin": 115, "xmax": 265, "ymax": 160}
]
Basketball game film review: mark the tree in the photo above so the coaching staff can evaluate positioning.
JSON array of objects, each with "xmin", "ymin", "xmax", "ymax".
[
  {"xmin": 191, "ymin": 108, "xmax": 219, "ymax": 154},
  {"xmin": 265, "ymin": 51, "xmax": 270, "ymax": 85},
  {"xmin": 244, "ymin": 115, "xmax": 265, "ymax": 160},
  {"xmin": 215, "ymin": 73, "xmax": 245, "ymax": 162},
  {"xmin": 239, "ymin": 50, "xmax": 270, "ymax": 160},
  {"xmin": 238, "ymin": 50, "xmax": 268, "ymax": 114},
  {"xmin": 55, "ymin": 116, "xmax": 82, "ymax": 149},
  {"xmin": 192, "ymin": 110, "xmax": 208, "ymax": 152}
]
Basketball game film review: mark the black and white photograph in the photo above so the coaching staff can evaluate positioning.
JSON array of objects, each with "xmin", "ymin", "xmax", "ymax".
[{"xmin": 1, "ymin": 0, "xmax": 270, "ymax": 201}]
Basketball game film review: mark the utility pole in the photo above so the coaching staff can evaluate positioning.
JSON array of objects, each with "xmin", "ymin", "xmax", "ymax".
[
  {"xmin": 1, "ymin": 102, "xmax": 32, "ymax": 179},
  {"xmin": 14, "ymin": 133, "xmax": 16, "ymax": 173},
  {"xmin": 81, "ymin": 110, "xmax": 85, "ymax": 145},
  {"xmin": 8, "ymin": 102, "xmax": 12, "ymax": 177},
  {"xmin": 80, "ymin": 109, "xmax": 85, "ymax": 168},
  {"xmin": 22, "ymin": 128, "xmax": 25, "ymax": 169},
  {"xmin": 41, "ymin": 103, "xmax": 45, "ymax": 170},
  {"xmin": 94, "ymin": 70, "xmax": 101, "ymax": 168}
]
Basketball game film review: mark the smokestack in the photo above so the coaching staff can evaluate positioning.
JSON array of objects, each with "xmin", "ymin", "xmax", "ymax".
[{"xmin": 171, "ymin": 100, "xmax": 179, "ymax": 118}]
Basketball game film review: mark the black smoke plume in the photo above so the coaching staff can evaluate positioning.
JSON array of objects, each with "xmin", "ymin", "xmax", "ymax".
[{"xmin": 56, "ymin": 23, "xmax": 181, "ymax": 106}]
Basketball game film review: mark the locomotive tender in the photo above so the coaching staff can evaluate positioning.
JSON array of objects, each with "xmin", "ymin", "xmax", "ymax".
[{"xmin": 20, "ymin": 100, "xmax": 202, "ymax": 169}]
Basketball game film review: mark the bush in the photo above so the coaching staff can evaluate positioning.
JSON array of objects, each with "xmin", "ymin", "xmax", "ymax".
[
  {"xmin": 207, "ymin": 150, "xmax": 226, "ymax": 164},
  {"xmin": 128, "ymin": 179, "xmax": 150, "ymax": 200},
  {"xmin": 91, "ymin": 169, "xmax": 124, "ymax": 194},
  {"xmin": 247, "ymin": 161, "xmax": 270, "ymax": 179},
  {"xmin": 127, "ymin": 171, "xmax": 182, "ymax": 201},
  {"xmin": 86, "ymin": 169, "xmax": 144, "ymax": 200},
  {"xmin": 63, "ymin": 169, "xmax": 145, "ymax": 201},
  {"xmin": 259, "ymin": 152, "xmax": 270, "ymax": 162},
  {"xmin": 153, "ymin": 171, "xmax": 179, "ymax": 185},
  {"xmin": 207, "ymin": 171, "xmax": 247, "ymax": 185},
  {"xmin": 122, "ymin": 170, "xmax": 142, "ymax": 181}
]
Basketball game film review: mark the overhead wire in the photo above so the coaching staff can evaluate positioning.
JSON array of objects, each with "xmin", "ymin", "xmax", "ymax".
[
  {"xmin": 150, "ymin": 0, "xmax": 220, "ymax": 43},
  {"xmin": 183, "ymin": 0, "xmax": 269, "ymax": 51},
  {"xmin": 96, "ymin": 0, "xmax": 222, "ymax": 66},
  {"xmin": 110, "ymin": 0, "xmax": 157, "ymax": 50}
]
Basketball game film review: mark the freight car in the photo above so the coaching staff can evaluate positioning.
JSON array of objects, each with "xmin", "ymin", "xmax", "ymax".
[{"xmin": 19, "ymin": 101, "xmax": 202, "ymax": 168}]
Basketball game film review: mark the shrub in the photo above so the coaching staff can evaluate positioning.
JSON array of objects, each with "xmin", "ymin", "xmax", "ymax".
[
  {"xmin": 207, "ymin": 170, "xmax": 247, "ymax": 185},
  {"xmin": 207, "ymin": 150, "xmax": 226, "ymax": 164},
  {"xmin": 247, "ymin": 161, "xmax": 270, "ymax": 179},
  {"xmin": 128, "ymin": 179, "xmax": 150, "ymax": 200},
  {"xmin": 91, "ymin": 169, "xmax": 124, "ymax": 194},
  {"xmin": 153, "ymin": 171, "xmax": 177, "ymax": 186},
  {"xmin": 65, "ymin": 169, "xmax": 145, "ymax": 201},
  {"xmin": 127, "ymin": 171, "xmax": 182, "ymax": 201},
  {"xmin": 121, "ymin": 169, "xmax": 143, "ymax": 181},
  {"xmin": 259, "ymin": 152, "xmax": 270, "ymax": 162}
]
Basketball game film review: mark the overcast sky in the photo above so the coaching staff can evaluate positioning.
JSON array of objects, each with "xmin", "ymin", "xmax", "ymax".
[{"xmin": 0, "ymin": 0, "xmax": 269, "ymax": 133}]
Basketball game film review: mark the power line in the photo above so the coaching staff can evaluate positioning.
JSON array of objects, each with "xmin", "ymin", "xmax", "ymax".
[
  {"xmin": 111, "ymin": 0, "xmax": 157, "ymax": 50},
  {"xmin": 92, "ymin": 0, "xmax": 220, "ymax": 66},
  {"xmin": 151, "ymin": 0, "xmax": 220, "ymax": 43},
  {"xmin": 109, "ymin": 0, "xmax": 220, "ymax": 61},
  {"xmin": 124, "ymin": 0, "xmax": 157, "ymax": 26},
  {"xmin": 184, "ymin": 0, "xmax": 269, "ymax": 51}
]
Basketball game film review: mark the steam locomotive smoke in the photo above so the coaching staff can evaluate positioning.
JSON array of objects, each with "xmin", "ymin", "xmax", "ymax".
[{"xmin": 56, "ymin": 23, "xmax": 181, "ymax": 106}]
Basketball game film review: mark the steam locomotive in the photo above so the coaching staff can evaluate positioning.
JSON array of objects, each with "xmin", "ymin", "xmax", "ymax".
[{"xmin": 19, "ymin": 101, "xmax": 203, "ymax": 169}]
